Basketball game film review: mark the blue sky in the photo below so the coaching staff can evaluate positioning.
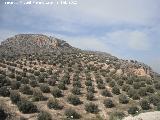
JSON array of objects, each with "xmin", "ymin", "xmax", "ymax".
[{"xmin": 0, "ymin": 0, "xmax": 160, "ymax": 73}]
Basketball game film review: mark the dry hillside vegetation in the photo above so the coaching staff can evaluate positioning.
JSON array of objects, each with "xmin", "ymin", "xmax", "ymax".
[{"xmin": 0, "ymin": 34, "xmax": 160, "ymax": 120}]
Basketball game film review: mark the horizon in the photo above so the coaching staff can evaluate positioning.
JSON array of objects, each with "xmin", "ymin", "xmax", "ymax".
[{"xmin": 0, "ymin": 0, "xmax": 160, "ymax": 73}]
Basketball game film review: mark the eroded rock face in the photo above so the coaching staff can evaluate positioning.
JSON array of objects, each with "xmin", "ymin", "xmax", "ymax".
[{"xmin": 0, "ymin": 34, "xmax": 74, "ymax": 56}]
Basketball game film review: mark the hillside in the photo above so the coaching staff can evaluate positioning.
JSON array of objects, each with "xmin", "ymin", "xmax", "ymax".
[{"xmin": 0, "ymin": 34, "xmax": 160, "ymax": 120}]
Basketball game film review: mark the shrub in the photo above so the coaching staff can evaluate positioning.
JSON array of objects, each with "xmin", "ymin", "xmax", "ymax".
[
  {"xmin": 71, "ymin": 87, "xmax": 81, "ymax": 95},
  {"xmin": 21, "ymin": 77, "xmax": 29, "ymax": 84},
  {"xmin": 73, "ymin": 80, "xmax": 81, "ymax": 88},
  {"xmin": 157, "ymin": 102, "xmax": 160, "ymax": 111},
  {"xmin": 34, "ymin": 71, "xmax": 40, "ymax": 76},
  {"xmin": 86, "ymin": 92, "xmax": 94, "ymax": 101},
  {"xmin": 51, "ymin": 88, "xmax": 63, "ymax": 98},
  {"xmin": 32, "ymin": 89, "xmax": 46, "ymax": 101},
  {"xmin": 109, "ymin": 80, "xmax": 116, "ymax": 87},
  {"xmin": 16, "ymin": 75, "xmax": 22, "ymax": 81},
  {"xmin": 132, "ymin": 93, "xmax": 140, "ymax": 100},
  {"xmin": 126, "ymin": 79, "xmax": 133, "ymax": 85},
  {"xmin": 127, "ymin": 88, "xmax": 136, "ymax": 98},
  {"xmin": 37, "ymin": 75, "xmax": 45, "ymax": 83},
  {"xmin": 146, "ymin": 86, "xmax": 155, "ymax": 93},
  {"xmin": 138, "ymin": 88, "xmax": 147, "ymax": 97},
  {"xmin": 101, "ymin": 89, "xmax": 112, "ymax": 97},
  {"xmin": 0, "ymin": 105, "xmax": 8, "ymax": 120},
  {"xmin": 65, "ymin": 108, "xmax": 81, "ymax": 119},
  {"xmin": 85, "ymin": 102, "xmax": 99, "ymax": 113},
  {"xmin": 146, "ymin": 79, "xmax": 153, "ymax": 85},
  {"xmin": 19, "ymin": 85, "xmax": 33, "ymax": 95},
  {"xmin": 122, "ymin": 84, "xmax": 130, "ymax": 92},
  {"xmin": 0, "ymin": 86, "xmax": 10, "ymax": 97},
  {"xmin": 140, "ymin": 99, "xmax": 150, "ymax": 110},
  {"xmin": 103, "ymin": 99, "xmax": 114, "ymax": 108},
  {"xmin": 87, "ymin": 86, "xmax": 95, "ymax": 93},
  {"xmin": 61, "ymin": 76, "xmax": 70, "ymax": 84},
  {"xmin": 85, "ymin": 80, "xmax": 92, "ymax": 86},
  {"xmin": 148, "ymin": 95, "xmax": 160, "ymax": 106},
  {"xmin": 128, "ymin": 106, "xmax": 139, "ymax": 115},
  {"xmin": 17, "ymin": 100, "xmax": 37, "ymax": 113},
  {"xmin": 117, "ymin": 80, "xmax": 124, "ymax": 86},
  {"xmin": 58, "ymin": 82, "xmax": 67, "ymax": 90},
  {"xmin": 47, "ymin": 98, "xmax": 63, "ymax": 110},
  {"xmin": 155, "ymin": 82, "xmax": 160, "ymax": 90},
  {"xmin": 119, "ymin": 94, "xmax": 129, "ymax": 104},
  {"xmin": 37, "ymin": 111, "xmax": 52, "ymax": 120},
  {"xmin": 10, "ymin": 90, "xmax": 21, "ymax": 104},
  {"xmin": 67, "ymin": 95, "xmax": 81, "ymax": 105},
  {"xmin": 48, "ymin": 79, "xmax": 56, "ymax": 86},
  {"xmin": 97, "ymin": 83, "xmax": 105, "ymax": 89},
  {"xmin": 29, "ymin": 80, "xmax": 38, "ymax": 87},
  {"xmin": 39, "ymin": 68, "xmax": 45, "ymax": 72},
  {"xmin": 40, "ymin": 84, "xmax": 50, "ymax": 93},
  {"xmin": 8, "ymin": 73, "xmax": 15, "ymax": 79},
  {"xmin": 109, "ymin": 111, "xmax": 125, "ymax": 120},
  {"xmin": 112, "ymin": 86, "xmax": 120, "ymax": 95},
  {"xmin": 11, "ymin": 80, "xmax": 21, "ymax": 90},
  {"xmin": 133, "ymin": 82, "xmax": 141, "ymax": 89},
  {"xmin": 140, "ymin": 81, "xmax": 146, "ymax": 87},
  {"xmin": 0, "ymin": 77, "xmax": 11, "ymax": 87}
]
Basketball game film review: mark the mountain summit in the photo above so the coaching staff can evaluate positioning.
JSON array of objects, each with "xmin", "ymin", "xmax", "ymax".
[{"xmin": 0, "ymin": 34, "xmax": 74, "ymax": 56}]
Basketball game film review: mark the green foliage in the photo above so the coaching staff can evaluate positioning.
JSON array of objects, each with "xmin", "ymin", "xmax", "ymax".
[
  {"xmin": 65, "ymin": 108, "xmax": 81, "ymax": 119},
  {"xmin": 97, "ymin": 83, "xmax": 105, "ymax": 89},
  {"xmin": 19, "ymin": 85, "xmax": 33, "ymax": 95},
  {"xmin": 10, "ymin": 90, "xmax": 21, "ymax": 104},
  {"xmin": 58, "ymin": 82, "xmax": 67, "ymax": 90},
  {"xmin": 119, "ymin": 94, "xmax": 129, "ymax": 104},
  {"xmin": 37, "ymin": 111, "xmax": 52, "ymax": 120},
  {"xmin": 140, "ymin": 99, "xmax": 150, "ymax": 110},
  {"xmin": 67, "ymin": 95, "xmax": 81, "ymax": 105},
  {"xmin": 154, "ymin": 82, "xmax": 160, "ymax": 90},
  {"xmin": 29, "ymin": 80, "xmax": 38, "ymax": 87},
  {"xmin": 146, "ymin": 86, "xmax": 155, "ymax": 93},
  {"xmin": 0, "ymin": 86, "xmax": 10, "ymax": 97},
  {"xmin": 122, "ymin": 84, "xmax": 130, "ymax": 92},
  {"xmin": 71, "ymin": 87, "xmax": 81, "ymax": 95},
  {"xmin": 86, "ymin": 92, "xmax": 94, "ymax": 101},
  {"xmin": 17, "ymin": 100, "xmax": 37, "ymax": 114},
  {"xmin": 103, "ymin": 99, "xmax": 115, "ymax": 108},
  {"xmin": 51, "ymin": 88, "xmax": 63, "ymax": 98},
  {"xmin": 109, "ymin": 80, "xmax": 116, "ymax": 87},
  {"xmin": 48, "ymin": 78, "xmax": 56, "ymax": 86},
  {"xmin": 148, "ymin": 94, "xmax": 160, "ymax": 106},
  {"xmin": 101, "ymin": 89, "xmax": 112, "ymax": 97},
  {"xmin": 112, "ymin": 86, "xmax": 120, "ymax": 95},
  {"xmin": 109, "ymin": 111, "xmax": 124, "ymax": 120},
  {"xmin": 40, "ymin": 84, "xmax": 50, "ymax": 93},
  {"xmin": 128, "ymin": 106, "xmax": 139, "ymax": 115},
  {"xmin": 133, "ymin": 82, "xmax": 141, "ymax": 89},
  {"xmin": 47, "ymin": 98, "xmax": 63, "ymax": 110},
  {"xmin": 21, "ymin": 77, "xmax": 29, "ymax": 84},
  {"xmin": 10, "ymin": 80, "xmax": 21, "ymax": 90},
  {"xmin": 73, "ymin": 80, "xmax": 82, "ymax": 88},
  {"xmin": 138, "ymin": 88, "xmax": 147, "ymax": 97},
  {"xmin": 85, "ymin": 80, "xmax": 92, "ymax": 86},
  {"xmin": 85, "ymin": 102, "xmax": 99, "ymax": 113},
  {"xmin": 87, "ymin": 86, "xmax": 95, "ymax": 93},
  {"xmin": 32, "ymin": 89, "xmax": 46, "ymax": 101}
]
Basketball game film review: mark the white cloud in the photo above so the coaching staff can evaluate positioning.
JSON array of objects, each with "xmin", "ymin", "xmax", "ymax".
[{"xmin": 104, "ymin": 30, "xmax": 151, "ymax": 51}]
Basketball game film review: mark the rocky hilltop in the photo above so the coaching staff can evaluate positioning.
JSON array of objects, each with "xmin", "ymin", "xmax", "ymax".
[{"xmin": 0, "ymin": 34, "xmax": 75, "ymax": 57}]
